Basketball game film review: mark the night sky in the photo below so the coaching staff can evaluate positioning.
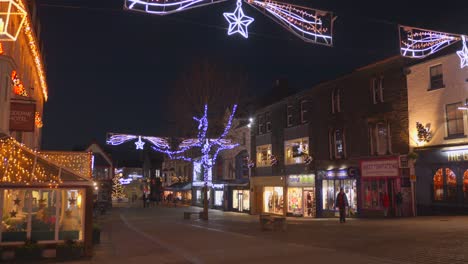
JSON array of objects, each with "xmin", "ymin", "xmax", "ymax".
[{"xmin": 39, "ymin": 0, "xmax": 468, "ymax": 151}]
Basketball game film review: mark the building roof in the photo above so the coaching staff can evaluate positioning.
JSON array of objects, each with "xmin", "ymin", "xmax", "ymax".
[{"xmin": 0, "ymin": 135, "xmax": 93, "ymax": 187}]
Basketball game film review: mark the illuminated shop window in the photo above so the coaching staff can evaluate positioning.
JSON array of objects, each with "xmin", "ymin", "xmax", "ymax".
[
  {"xmin": 284, "ymin": 138, "xmax": 309, "ymax": 165},
  {"xmin": 263, "ymin": 187, "xmax": 283, "ymax": 215},
  {"xmin": 256, "ymin": 144, "xmax": 272, "ymax": 167}
]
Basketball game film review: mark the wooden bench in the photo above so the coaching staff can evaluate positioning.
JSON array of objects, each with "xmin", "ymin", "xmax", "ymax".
[
  {"xmin": 259, "ymin": 214, "xmax": 287, "ymax": 231},
  {"xmin": 183, "ymin": 211, "xmax": 203, "ymax": 220}
]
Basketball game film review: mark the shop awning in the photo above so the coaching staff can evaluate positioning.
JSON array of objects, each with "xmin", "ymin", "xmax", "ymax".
[
  {"xmin": 0, "ymin": 136, "xmax": 93, "ymax": 187},
  {"xmin": 165, "ymin": 182, "xmax": 191, "ymax": 191}
]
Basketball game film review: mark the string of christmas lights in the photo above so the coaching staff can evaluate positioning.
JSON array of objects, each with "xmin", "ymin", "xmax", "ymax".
[
  {"xmin": 38, "ymin": 151, "xmax": 93, "ymax": 178},
  {"xmin": 125, "ymin": 0, "xmax": 227, "ymax": 15}
]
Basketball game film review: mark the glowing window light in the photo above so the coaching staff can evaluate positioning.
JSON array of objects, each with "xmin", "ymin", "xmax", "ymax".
[
  {"xmin": 248, "ymin": 0, "xmax": 334, "ymax": 45},
  {"xmin": 0, "ymin": 0, "xmax": 27, "ymax": 41},
  {"xmin": 399, "ymin": 25, "xmax": 461, "ymax": 59},
  {"xmin": 223, "ymin": 0, "xmax": 254, "ymax": 38},
  {"xmin": 125, "ymin": 0, "xmax": 227, "ymax": 15},
  {"xmin": 457, "ymin": 35, "xmax": 468, "ymax": 69}
]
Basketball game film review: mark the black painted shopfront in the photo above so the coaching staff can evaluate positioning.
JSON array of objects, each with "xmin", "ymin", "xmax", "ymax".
[{"xmin": 415, "ymin": 145, "xmax": 468, "ymax": 215}]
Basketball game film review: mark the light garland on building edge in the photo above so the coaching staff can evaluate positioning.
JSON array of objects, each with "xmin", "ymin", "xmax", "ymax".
[
  {"xmin": 35, "ymin": 111, "xmax": 43, "ymax": 128},
  {"xmin": 17, "ymin": 0, "xmax": 48, "ymax": 101},
  {"xmin": 0, "ymin": 137, "xmax": 62, "ymax": 186},
  {"xmin": 38, "ymin": 151, "xmax": 93, "ymax": 178}
]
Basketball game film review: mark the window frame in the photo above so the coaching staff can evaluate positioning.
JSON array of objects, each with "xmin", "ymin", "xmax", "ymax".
[
  {"xmin": 371, "ymin": 76, "xmax": 384, "ymax": 104},
  {"xmin": 286, "ymin": 105, "xmax": 293, "ymax": 127},
  {"xmin": 257, "ymin": 114, "xmax": 264, "ymax": 135},
  {"xmin": 333, "ymin": 129, "xmax": 345, "ymax": 159},
  {"xmin": 429, "ymin": 64, "xmax": 444, "ymax": 90},
  {"xmin": 300, "ymin": 100, "xmax": 308, "ymax": 123},
  {"xmin": 445, "ymin": 102, "xmax": 465, "ymax": 138},
  {"xmin": 265, "ymin": 112, "xmax": 271, "ymax": 132},
  {"xmin": 332, "ymin": 88, "xmax": 342, "ymax": 113},
  {"xmin": 369, "ymin": 122, "xmax": 392, "ymax": 155},
  {"xmin": 284, "ymin": 137, "xmax": 309, "ymax": 165},
  {"xmin": 256, "ymin": 144, "xmax": 272, "ymax": 167}
]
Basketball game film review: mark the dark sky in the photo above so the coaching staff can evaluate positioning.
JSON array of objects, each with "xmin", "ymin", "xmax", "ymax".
[{"xmin": 39, "ymin": 0, "xmax": 468, "ymax": 151}]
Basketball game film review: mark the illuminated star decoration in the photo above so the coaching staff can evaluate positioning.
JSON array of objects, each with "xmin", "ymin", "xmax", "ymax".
[
  {"xmin": 223, "ymin": 0, "xmax": 254, "ymax": 38},
  {"xmin": 457, "ymin": 35, "xmax": 468, "ymax": 69},
  {"xmin": 135, "ymin": 136, "xmax": 145, "ymax": 150},
  {"xmin": 13, "ymin": 198, "xmax": 21, "ymax": 205},
  {"xmin": 10, "ymin": 210, "xmax": 17, "ymax": 217},
  {"xmin": 68, "ymin": 198, "xmax": 77, "ymax": 206}
]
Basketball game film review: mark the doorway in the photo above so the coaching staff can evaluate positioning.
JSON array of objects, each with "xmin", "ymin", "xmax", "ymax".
[{"xmin": 303, "ymin": 188, "xmax": 315, "ymax": 217}]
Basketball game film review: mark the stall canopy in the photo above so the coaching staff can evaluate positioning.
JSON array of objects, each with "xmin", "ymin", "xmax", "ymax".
[
  {"xmin": 165, "ymin": 182, "xmax": 191, "ymax": 192},
  {"xmin": 0, "ymin": 136, "xmax": 93, "ymax": 187}
]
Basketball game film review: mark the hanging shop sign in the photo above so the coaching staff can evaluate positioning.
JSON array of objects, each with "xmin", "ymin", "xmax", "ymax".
[
  {"xmin": 9, "ymin": 102, "xmax": 35, "ymax": 132},
  {"xmin": 361, "ymin": 158, "xmax": 399, "ymax": 177},
  {"xmin": 287, "ymin": 174, "xmax": 315, "ymax": 186}
]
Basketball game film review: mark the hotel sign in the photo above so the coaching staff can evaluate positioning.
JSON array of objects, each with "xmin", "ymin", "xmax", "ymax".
[
  {"xmin": 361, "ymin": 158, "xmax": 399, "ymax": 177},
  {"xmin": 9, "ymin": 102, "xmax": 35, "ymax": 132}
]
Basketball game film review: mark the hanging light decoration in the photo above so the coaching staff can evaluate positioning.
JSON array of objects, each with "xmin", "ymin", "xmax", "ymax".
[
  {"xmin": 11, "ymin": 70, "xmax": 27, "ymax": 97},
  {"xmin": 0, "ymin": 0, "xmax": 27, "ymax": 41}
]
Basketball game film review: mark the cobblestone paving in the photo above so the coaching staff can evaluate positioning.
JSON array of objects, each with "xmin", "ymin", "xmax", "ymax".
[{"xmin": 54, "ymin": 203, "xmax": 468, "ymax": 264}]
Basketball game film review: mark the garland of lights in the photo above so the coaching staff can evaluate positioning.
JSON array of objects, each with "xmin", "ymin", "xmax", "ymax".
[
  {"xmin": 107, "ymin": 104, "xmax": 239, "ymax": 187},
  {"xmin": 124, "ymin": 0, "xmax": 335, "ymax": 44},
  {"xmin": 399, "ymin": 25, "xmax": 468, "ymax": 68}
]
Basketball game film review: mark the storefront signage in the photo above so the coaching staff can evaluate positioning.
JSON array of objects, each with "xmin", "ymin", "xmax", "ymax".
[
  {"xmin": 9, "ymin": 102, "xmax": 35, "ymax": 132},
  {"xmin": 326, "ymin": 169, "xmax": 348, "ymax": 178},
  {"xmin": 361, "ymin": 158, "xmax": 399, "ymax": 177},
  {"xmin": 287, "ymin": 174, "xmax": 315, "ymax": 186},
  {"xmin": 446, "ymin": 149, "xmax": 468, "ymax": 162}
]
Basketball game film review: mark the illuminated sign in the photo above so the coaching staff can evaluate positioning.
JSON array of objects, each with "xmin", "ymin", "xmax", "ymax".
[
  {"xmin": 326, "ymin": 169, "xmax": 348, "ymax": 178},
  {"xmin": 446, "ymin": 149, "xmax": 468, "ymax": 162},
  {"xmin": 119, "ymin": 178, "xmax": 132, "ymax": 185},
  {"xmin": 288, "ymin": 174, "xmax": 315, "ymax": 186}
]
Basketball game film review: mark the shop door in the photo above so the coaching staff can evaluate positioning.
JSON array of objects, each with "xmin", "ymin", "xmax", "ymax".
[
  {"xmin": 387, "ymin": 179, "xmax": 395, "ymax": 216},
  {"xmin": 303, "ymin": 188, "xmax": 315, "ymax": 217},
  {"xmin": 238, "ymin": 192, "xmax": 243, "ymax": 211}
]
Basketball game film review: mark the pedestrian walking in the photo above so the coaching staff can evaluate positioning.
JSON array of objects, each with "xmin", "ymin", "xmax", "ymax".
[
  {"xmin": 396, "ymin": 191, "xmax": 403, "ymax": 217},
  {"xmin": 335, "ymin": 187, "xmax": 349, "ymax": 223},
  {"xmin": 383, "ymin": 191, "xmax": 390, "ymax": 217},
  {"xmin": 142, "ymin": 193, "xmax": 147, "ymax": 208}
]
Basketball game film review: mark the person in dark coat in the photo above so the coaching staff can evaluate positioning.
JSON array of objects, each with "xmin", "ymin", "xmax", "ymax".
[
  {"xmin": 142, "ymin": 193, "xmax": 147, "ymax": 208},
  {"xmin": 335, "ymin": 187, "xmax": 349, "ymax": 223}
]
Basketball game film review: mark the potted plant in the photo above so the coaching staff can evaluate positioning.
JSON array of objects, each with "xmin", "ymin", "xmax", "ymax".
[
  {"xmin": 92, "ymin": 223, "xmax": 101, "ymax": 244},
  {"xmin": 56, "ymin": 239, "xmax": 83, "ymax": 260},
  {"xmin": 15, "ymin": 239, "xmax": 42, "ymax": 261}
]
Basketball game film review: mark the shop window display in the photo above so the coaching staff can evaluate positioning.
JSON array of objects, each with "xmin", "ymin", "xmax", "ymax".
[
  {"xmin": 233, "ymin": 190, "xmax": 239, "ymax": 209},
  {"xmin": 284, "ymin": 138, "xmax": 309, "ymax": 165},
  {"xmin": 433, "ymin": 168, "xmax": 456, "ymax": 201},
  {"xmin": 1, "ymin": 190, "xmax": 29, "ymax": 242},
  {"xmin": 446, "ymin": 168, "xmax": 457, "ymax": 201},
  {"xmin": 242, "ymin": 190, "xmax": 250, "ymax": 211},
  {"xmin": 59, "ymin": 189, "xmax": 84, "ymax": 240},
  {"xmin": 233, "ymin": 190, "xmax": 250, "ymax": 211},
  {"xmin": 263, "ymin": 187, "xmax": 283, "ymax": 215},
  {"xmin": 31, "ymin": 190, "xmax": 57, "ymax": 241},
  {"xmin": 214, "ymin": 191, "xmax": 223, "ymax": 206},
  {"xmin": 464, "ymin": 170, "xmax": 468, "ymax": 202},
  {"xmin": 362, "ymin": 179, "xmax": 388, "ymax": 209},
  {"xmin": 287, "ymin": 188, "xmax": 302, "ymax": 215},
  {"xmin": 433, "ymin": 169, "xmax": 444, "ymax": 201},
  {"xmin": 323, "ymin": 180, "xmax": 357, "ymax": 214}
]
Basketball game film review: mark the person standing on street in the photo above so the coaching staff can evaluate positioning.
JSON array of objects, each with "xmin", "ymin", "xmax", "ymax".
[
  {"xmin": 335, "ymin": 187, "xmax": 349, "ymax": 223},
  {"xmin": 383, "ymin": 192, "xmax": 390, "ymax": 217},
  {"xmin": 142, "ymin": 193, "xmax": 147, "ymax": 208},
  {"xmin": 396, "ymin": 191, "xmax": 403, "ymax": 217}
]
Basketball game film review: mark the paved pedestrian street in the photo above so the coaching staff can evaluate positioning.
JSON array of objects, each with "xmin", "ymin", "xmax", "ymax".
[{"xmin": 60, "ymin": 204, "xmax": 468, "ymax": 264}]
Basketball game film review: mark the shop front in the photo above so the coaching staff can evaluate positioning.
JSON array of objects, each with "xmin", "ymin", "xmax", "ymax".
[
  {"xmin": 232, "ymin": 189, "xmax": 250, "ymax": 212},
  {"xmin": 0, "ymin": 137, "xmax": 94, "ymax": 259},
  {"xmin": 286, "ymin": 174, "xmax": 316, "ymax": 217},
  {"xmin": 360, "ymin": 157, "xmax": 400, "ymax": 217},
  {"xmin": 164, "ymin": 182, "xmax": 192, "ymax": 204},
  {"xmin": 318, "ymin": 168, "xmax": 358, "ymax": 218},
  {"xmin": 414, "ymin": 145, "xmax": 468, "ymax": 215},
  {"xmin": 250, "ymin": 176, "xmax": 285, "ymax": 216}
]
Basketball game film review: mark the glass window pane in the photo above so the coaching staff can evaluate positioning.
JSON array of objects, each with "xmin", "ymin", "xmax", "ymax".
[
  {"xmin": 59, "ymin": 189, "xmax": 84, "ymax": 241},
  {"xmin": 31, "ymin": 190, "xmax": 57, "ymax": 241},
  {"xmin": 2, "ymin": 190, "xmax": 28, "ymax": 242},
  {"xmin": 263, "ymin": 187, "xmax": 283, "ymax": 215},
  {"xmin": 287, "ymin": 187, "xmax": 302, "ymax": 215},
  {"xmin": 446, "ymin": 168, "xmax": 457, "ymax": 201},
  {"xmin": 242, "ymin": 190, "xmax": 250, "ymax": 211},
  {"xmin": 232, "ymin": 190, "xmax": 238, "ymax": 209},
  {"xmin": 433, "ymin": 168, "xmax": 444, "ymax": 201}
]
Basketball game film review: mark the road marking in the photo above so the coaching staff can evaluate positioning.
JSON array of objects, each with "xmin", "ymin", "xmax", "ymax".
[{"xmin": 120, "ymin": 213, "xmax": 203, "ymax": 264}]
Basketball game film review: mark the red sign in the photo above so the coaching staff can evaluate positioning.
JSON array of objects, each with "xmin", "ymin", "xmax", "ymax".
[
  {"xmin": 360, "ymin": 158, "xmax": 400, "ymax": 177},
  {"xmin": 10, "ymin": 102, "xmax": 36, "ymax": 132}
]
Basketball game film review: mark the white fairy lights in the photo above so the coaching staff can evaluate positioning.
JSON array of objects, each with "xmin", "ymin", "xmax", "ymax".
[
  {"xmin": 223, "ymin": 0, "xmax": 254, "ymax": 38},
  {"xmin": 457, "ymin": 35, "xmax": 468, "ymax": 69},
  {"xmin": 125, "ymin": 0, "xmax": 226, "ymax": 15}
]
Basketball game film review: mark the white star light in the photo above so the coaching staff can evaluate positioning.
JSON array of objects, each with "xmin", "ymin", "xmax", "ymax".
[
  {"xmin": 223, "ymin": 0, "xmax": 254, "ymax": 38},
  {"xmin": 457, "ymin": 35, "xmax": 468, "ymax": 69},
  {"xmin": 135, "ymin": 136, "xmax": 145, "ymax": 150}
]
